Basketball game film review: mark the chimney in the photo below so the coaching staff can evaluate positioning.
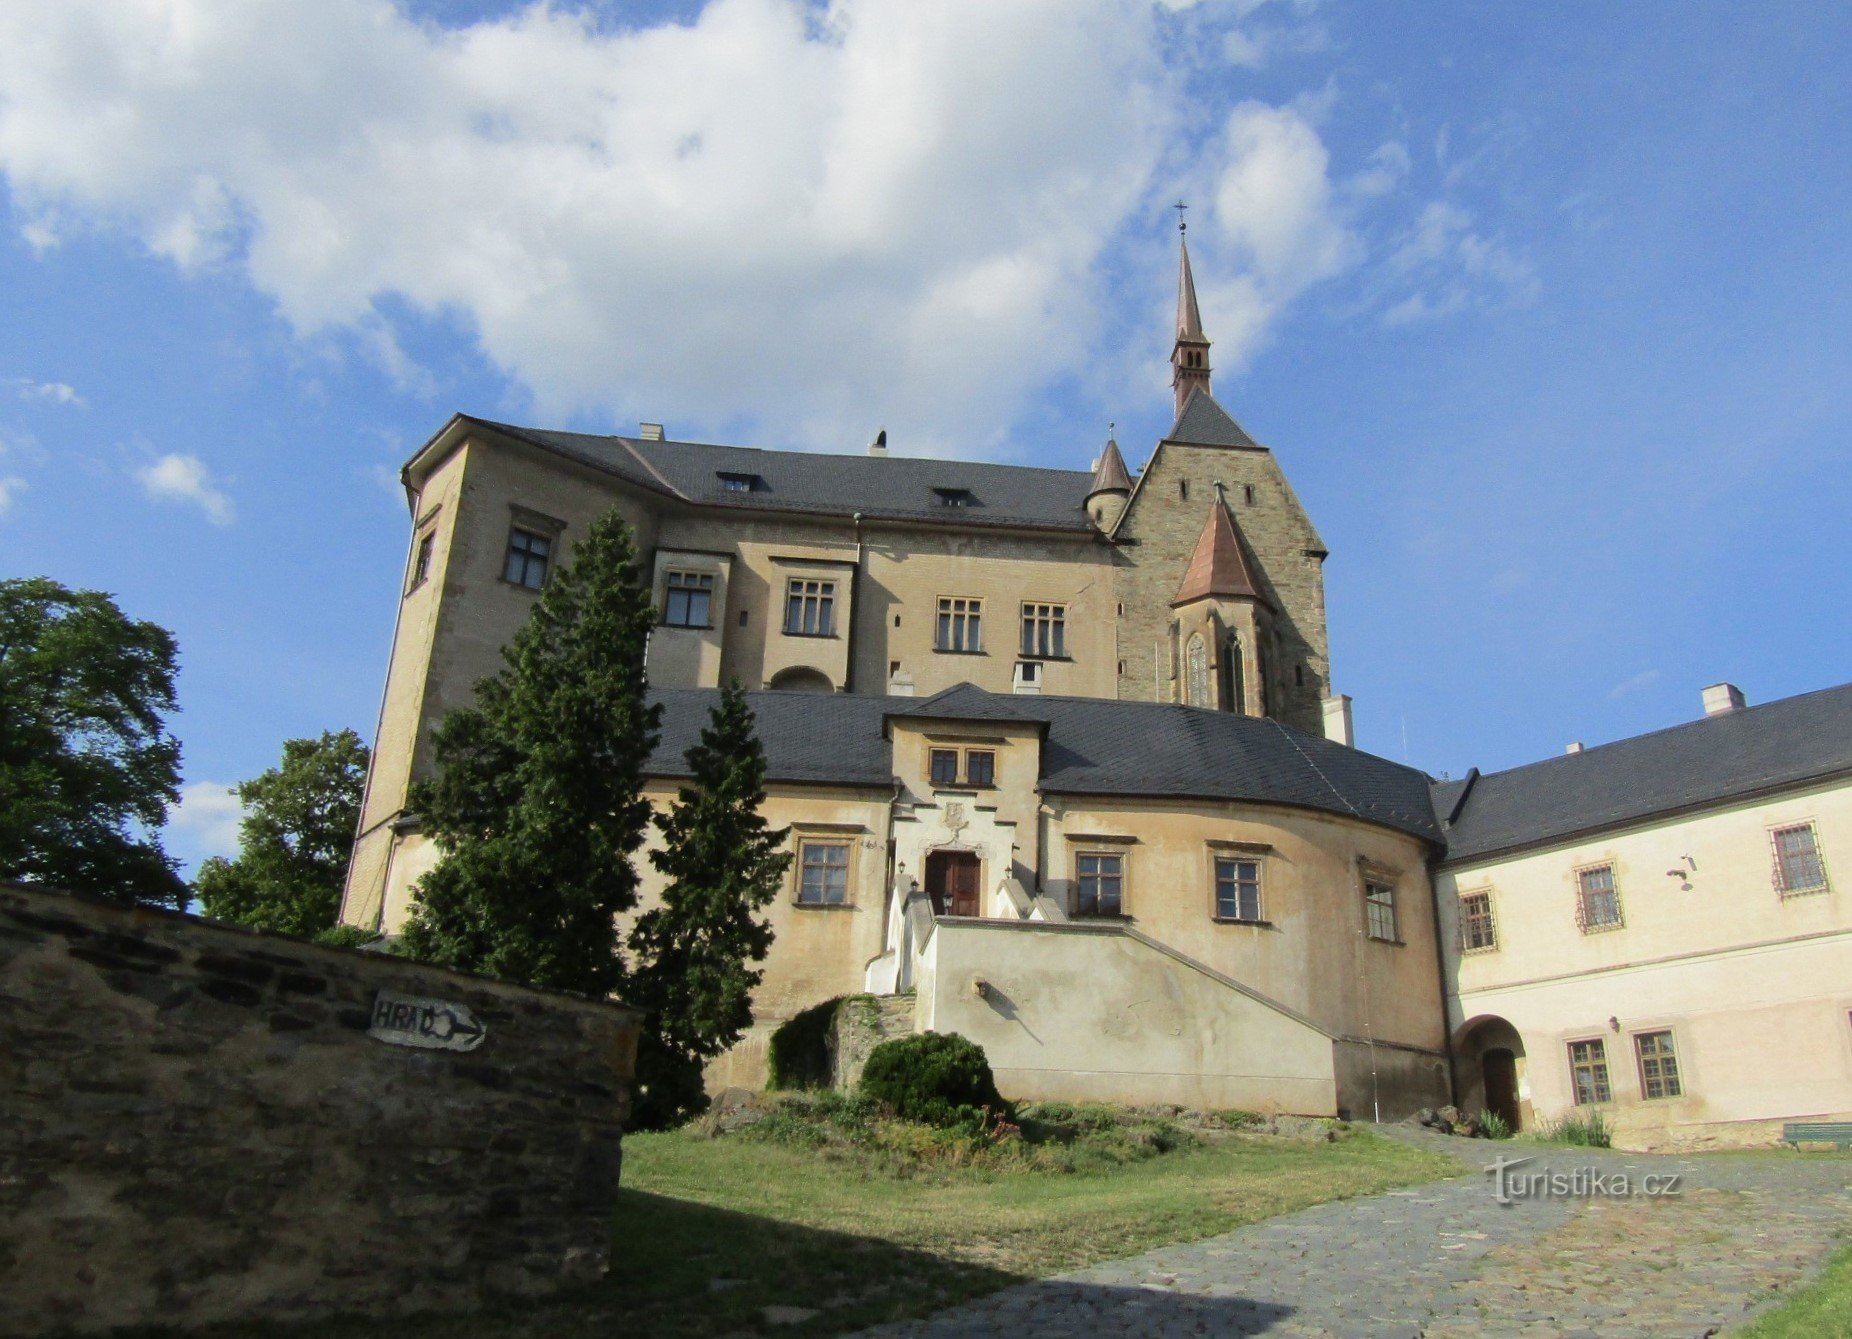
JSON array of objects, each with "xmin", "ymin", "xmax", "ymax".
[
  {"xmin": 868, "ymin": 428, "xmax": 887, "ymax": 457},
  {"xmin": 1321, "ymin": 694, "xmax": 1354, "ymax": 748},
  {"xmin": 639, "ymin": 422, "xmax": 665, "ymax": 441},
  {"xmin": 1702, "ymin": 682, "xmax": 1747, "ymax": 717},
  {"xmin": 1566, "ymin": 742, "xmax": 1584, "ymax": 755}
]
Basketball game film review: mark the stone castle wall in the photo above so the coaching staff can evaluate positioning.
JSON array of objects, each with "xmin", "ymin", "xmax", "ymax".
[{"xmin": 0, "ymin": 883, "xmax": 640, "ymax": 1336}]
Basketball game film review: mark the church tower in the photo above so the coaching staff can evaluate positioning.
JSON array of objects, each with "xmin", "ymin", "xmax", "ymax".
[
  {"xmin": 1171, "ymin": 221, "xmax": 1213, "ymax": 418},
  {"xmin": 1111, "ymin": 221, "xmax": 1333, "ymax": 734}
]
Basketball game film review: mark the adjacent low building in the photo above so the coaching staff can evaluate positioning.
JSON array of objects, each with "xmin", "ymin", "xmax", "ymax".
[{"xmin": 1434, "ymin": 681, "xmax": 1852, "ymax": 1149}]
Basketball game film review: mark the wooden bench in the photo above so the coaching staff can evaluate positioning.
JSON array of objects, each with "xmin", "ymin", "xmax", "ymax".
[{"xmin": 1782, "ymin": 1121, "xmax": 1852, "ymax": 1150}]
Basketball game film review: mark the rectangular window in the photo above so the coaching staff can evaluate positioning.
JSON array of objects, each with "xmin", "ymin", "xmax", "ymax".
[
  {"xmin": 1459, "ymin": 891, "xmax": 1497, "ymax": 951},
  {"xmin": 784, "ymin": 579, "xmax": 836, "ymax": 636},
  {"xmin": 1577, "ymin": 864, "xmax": 1622, "ymax": 931},
  {"xmin": 503, "ymin": 527, "xmax": 551, "ymax": 590},
  {"xmin": 797, "ymin": 841, "xmax": 850, "ymax": 905},
  {"xmin": 1020, "ymin": 603, "xmax": 1067, "ymax": 658},
  {"xmin": 965, "ymin": 750, "xmax": 995, "ymax": 787},
  {"xmin": 1214, "ymin": 857, "xmax": 1262, "ymax": 922},
  {"xmin": 662, "ymin": 570, "xmax": 714, "ymax": 628},
  {"xmin": 936, "ymin": 597, "xmax": 982, "ymax": 652},
  {"xmin": 929, "ymin": 749, "xmax": 959, "ymax": 787},
  {"xmin": 1771, "ymin": 823, "xmax": 1828, "ymax": 896},
  {"xmin": 408, "ymin": 532, "xmax": 435, "ymax": 591},
  {"xmin": 1364, "ymin": 879, "xmax": 1398, "ymax": 941},
  {"xmin": 1075, "ymin": 853, "xmax": 1124, "ymax": 917},
  {"xmin": 1634, "ymin": 1031, "xmax": 1683, "ymax": 1100},
  {"xmin": 1569, "ymin": 1039, "xmax": 1612, "ymax": 1105}
]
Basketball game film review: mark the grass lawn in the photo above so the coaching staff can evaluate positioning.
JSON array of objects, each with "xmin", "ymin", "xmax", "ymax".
[
  {"xmin": 1736, "ymin": 1239, "xmax": 1852, "ymax": 1338},
  {"xmin": 172, "ymin": 1106, "xmax": 1461, "ymax": 1339}
]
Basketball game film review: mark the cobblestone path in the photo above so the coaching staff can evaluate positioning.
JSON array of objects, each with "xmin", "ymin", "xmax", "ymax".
[{"xmin": 855, "ymin": 1129, "xmax": 1851, "ymax": 1338}]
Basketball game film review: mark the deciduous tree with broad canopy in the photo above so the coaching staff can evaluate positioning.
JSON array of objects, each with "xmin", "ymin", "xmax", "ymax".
[
  {"xmin": 194, "ymin": 729, "xmax": 370, "ymax": 938},
  {"xmin": 0, "ymin": 577, "xmax": 185, "ymax": 907}
]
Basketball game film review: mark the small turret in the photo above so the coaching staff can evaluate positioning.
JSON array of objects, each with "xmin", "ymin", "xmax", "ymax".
[{"xmin": 1085, "ymin": 432, "xmax": 1133, "ymax": 531}]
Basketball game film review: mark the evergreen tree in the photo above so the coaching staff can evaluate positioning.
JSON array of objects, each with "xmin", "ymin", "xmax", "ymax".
[
  {"xmin": 628, "ymin": 680, "xmax": 791, "ymax": 1128},
  {"xmin": 0, "ymin": 577, "xmax": 185, "ymax": 907},
  {"xmin": 399, "ymin": 511, "xmax": 660, "ymax": 998},
  {"xmin": 194, "ymin": 729, "xmax": 369, "ymax": 937}
]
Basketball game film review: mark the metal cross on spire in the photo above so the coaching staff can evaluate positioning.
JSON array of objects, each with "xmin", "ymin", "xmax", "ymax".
[{"xmin": 1174, "ymin": 199, "xmax": 1188, "ymax": 233}]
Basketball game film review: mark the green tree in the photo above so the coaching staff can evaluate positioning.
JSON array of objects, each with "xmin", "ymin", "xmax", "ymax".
[
  {"xmin": 628, "ymin": 681, "xmax": 791, "ymax": 1128},
  {"xmin": 193, "ymin": 729, "xmax": 370, "ymax": 937},
  {"xmin": 398, "ymin": 510, "xmax": 660, "ymax": 998},
  {"xmin": 0, "ymin": 577, "xmax": 185, "ymax": 907}
]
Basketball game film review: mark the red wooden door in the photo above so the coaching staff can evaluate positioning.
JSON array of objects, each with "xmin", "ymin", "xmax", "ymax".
[{"xmin": 925, "ymin": 851, "xmax": 981, "ymax": 917}]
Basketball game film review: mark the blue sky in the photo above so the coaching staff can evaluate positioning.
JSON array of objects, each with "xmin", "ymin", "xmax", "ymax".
[{"xmin": 1, "ymin": 1, "xmax": 1847, "ymax": 873}]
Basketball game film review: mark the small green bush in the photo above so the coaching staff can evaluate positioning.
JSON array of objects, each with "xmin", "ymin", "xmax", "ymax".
[
  {"xmin": 1478, "ymin": 1109, "xmax": 1513, "ymax": 1140},
  {"xmin": 312, "ymin": 924, "xmax": 383, "ymax": 949},
  {"xmin": 859, "ymin": 1031, "xmax": 1011, "ymax": 1128},
  {"xmin": 1542, "ymin": 1110, "xmax": 1612, "ymax": 1147}
]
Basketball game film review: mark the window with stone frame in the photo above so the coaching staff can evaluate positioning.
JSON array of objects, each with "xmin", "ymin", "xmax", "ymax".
[
  {"xmin": 1634, "ymin": 1030, "xmax": 1683, "ymax": 1100},
  {"xmin": 796, "ymin": 840, "xmax": 850, "ymax": 905},
  {"xmin": 1770, "ymin": 822, "xmax": 1828, "ymax": 897},
  {"xmin": 1020, "ymin": 603, "xmax": 1067, "ymax": 658},
  {"xmin": 1075, "ymin": 852, "xmax": 1124, "ymax": 917},
  {"xmin": 783, "ymin": 578, "xmax": 835, "ymax": 636},
  {"xmin": 408, "ymin": 531, "xmax": 435, "ymax": 593},
  {"xmin": 1214, "ymin": 856, "xmax": 1262, "ymax": 922},
  {"xmin": 964, "ymin": 749, "xmax": 995, "ymax": 787},
  {"xmin": 936, "ymin": 597, "xmax": 982, "ymax": 652},
  {"xmin": 1458, "ymin": 890, "xmax": 1497, "ymax": 952},
  {"xmin": 1364, "ymin": 878, "xmax": 1398, "ymax": 942},
  {"xmin": 1576, "ymin": 864, "xmax": 1623, "ymax": 932},
  {"xmin": 503, "ymin": 527, "xmax": 552, "ymax": 590},
  {"xmin": 662, "ymin": 570, "xmax": 714, "ymax": 627},
  {"xmin": 1568, "ymin": 1038, "xmax": 1612, "ymax": 1105},
  {"xmin": 928, "ymin": 749, "xmax": 959, "ymax": 787}
]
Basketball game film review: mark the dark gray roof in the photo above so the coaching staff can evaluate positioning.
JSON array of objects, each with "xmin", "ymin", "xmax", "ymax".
[
  {"xmin": 650, "ymin": 684, "xmax": 1441, "ymax": 844},
  {"xmin": 1167, "ymin": 390, "xmax": 1260, "ymax": 449},
  {"xmin": 1437, "ymin": 682, "xmax": 1852, "ymax": 864},
  {"xmin": 466, "ymin": 416, "xmax": 1099, "ymax": 533}
]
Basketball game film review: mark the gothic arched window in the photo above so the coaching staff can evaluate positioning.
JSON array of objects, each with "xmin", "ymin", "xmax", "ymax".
[{"xmin": 1185, "ymin": 634, "xmax": 1209, "ymax": 708}]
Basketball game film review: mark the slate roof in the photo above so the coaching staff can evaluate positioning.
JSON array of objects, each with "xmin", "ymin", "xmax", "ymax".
[
  {"xmin": 461, "ymin": 415, "xmax": 1100, "ymax": 533},
  {"xmin": 1436, "ymin": 682, "xmax": 1852, "ymax": 864},
  {"xmin": 1167, "ymin": 390, "xmax": 1260, "ymax": 449},
  {"xmin": 650, "ymin": 684, "xmax": 1442, "ymax": 844}
]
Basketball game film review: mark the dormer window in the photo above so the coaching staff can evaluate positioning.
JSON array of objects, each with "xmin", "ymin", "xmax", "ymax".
[
  {"xmin": 933, "ymin": 487, "xmax": 975, "ymax": 508},
  {"xmin": 718, "ymin": 472, "xmax": 758, "ymax": 493}
]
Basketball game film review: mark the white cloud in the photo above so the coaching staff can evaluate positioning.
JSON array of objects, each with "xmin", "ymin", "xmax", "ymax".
[
  {"xmin": 165, "ymin": 780, "xmax": 245, "ymax": 867},
  {"xmin": 1608, "ymin": 668, "xmax": 1661, "ymax": 701},
  {"xmin": 0, "ymin": 475, "xmax": 24, "ymax": 515},
  {"xmin": 0, "ymin": 0, "xmax": 1388, "ymax": 454},
  {"xmin": 7, "ymin": 377, "xmax": 85, "ymax": 407},
  {"xmin": 1379, "ymin": 200, "xmax": 1538, "ymax": 327},
  {"xmin": 136, "ymin": 452, "xmax": 236, "ymax": 525}
]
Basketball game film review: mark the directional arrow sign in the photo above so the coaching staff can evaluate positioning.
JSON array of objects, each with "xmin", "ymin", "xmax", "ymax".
[{"xmin": 367, "ymin": 990, "xmax": 488, "ymax": 1052}]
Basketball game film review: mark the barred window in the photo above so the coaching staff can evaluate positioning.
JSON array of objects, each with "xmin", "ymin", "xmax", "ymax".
[
  {"xmin": 1577, "ymin": 864, "xmax": 1622, "ymax": 932},
  {"xmin": 965, "ymin": 750, "xmax": 995, "ymax": 787},
  {"xmin": 797, "ymin": 841, "xmax": 850, "ymax": 905},
  {"xmin": 1634, "ymin": 1031, "xmax": 1683, "ymax": 1100},
  {"xmin": 503, "ymin": 527, "xmax": 551, "ymax": 590},
  {"xmin": 1020, "ymin": 603, "xmax": 1067, "ymax": 658},
  {"xmin": 1459, "ymin": 891, "xmax": 1497, "ymax": 951},
  {"xmin": 784, "ymin": 579, "xmax": 835, "ymax": 636},
  {"xmin": 1569, "ymin": 1039, "xmax": 1611, "ymax": 1105},
  {"xmin": 1771, "ymin": 823, "xmax": 1828, "ymax": 896},
  {"xmin": 662, "ymin": 570, "xmax": 714, "ymax": 627},
  {"xmin": 936, "ymin": 597, "xmax": 982, "ymax": 652},
  {"xmin": 1214, "ymin": 857, "xmax": 1261, "ymax": 922},
  {"xmin": 929, "ymin": 749, "xmax": 959, "ymax": 787},
  {"xmin": 1364, "ymin": 879, "xmax": 1398, "ymax": 942},
  {"xmin": 1076, "ymin": 853, "xmax": 1123, "ymax": 917}
]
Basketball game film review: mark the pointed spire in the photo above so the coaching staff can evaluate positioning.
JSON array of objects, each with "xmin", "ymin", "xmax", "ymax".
[
  {"xmin": 1170, "ymin": 210, "xmax": 1212, "ymax": 417},
  {"xmin": 1172, "ymin": 486, "xmax": 1265, "ymax": 607},
  {"xmin": 1088, "ymin": 432, "xmax": 1132, "ymax": 496}
]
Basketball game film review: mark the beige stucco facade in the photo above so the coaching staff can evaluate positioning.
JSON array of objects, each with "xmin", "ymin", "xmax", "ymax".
[{"xmin": 1438, "ymin": 773, "xmax": 1852, "ymax": 1150}]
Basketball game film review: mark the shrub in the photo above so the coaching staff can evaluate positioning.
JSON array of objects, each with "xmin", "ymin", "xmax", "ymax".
[
  {"xmin": 1478, "ymin": 1109, "xmax": 1513, "ymax": 1140},
  {"xmin": 859, "ymin": 1032, "xmax": 1011, "ymax": 1128},
  {"xmin": 312, "ymin": 924, "xmax": 382, "ymax": 950},
  {"xmin": 1543, "ymin": 1110, "xmax": 1612, "ymax": 1148}
]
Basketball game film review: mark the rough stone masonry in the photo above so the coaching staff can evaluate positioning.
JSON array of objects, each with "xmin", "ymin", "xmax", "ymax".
[{"xmin": 0, "ymin": 882, "xmax": 641, "ymax": 1336}]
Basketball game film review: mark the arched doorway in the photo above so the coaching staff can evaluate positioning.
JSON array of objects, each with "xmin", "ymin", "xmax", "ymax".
[
  {"xmin": 767, "ymin": 666, "xmax": 833, "ymax": 693},
  {"xmin": 1455, "ymin": 1015, "xmax": 1527, "ymax": 1132}
]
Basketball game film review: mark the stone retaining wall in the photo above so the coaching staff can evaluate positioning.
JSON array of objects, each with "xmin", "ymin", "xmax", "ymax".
[{"xmin": 0, "ymin": 882, "xmax": 641, "ymax": 1336}]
